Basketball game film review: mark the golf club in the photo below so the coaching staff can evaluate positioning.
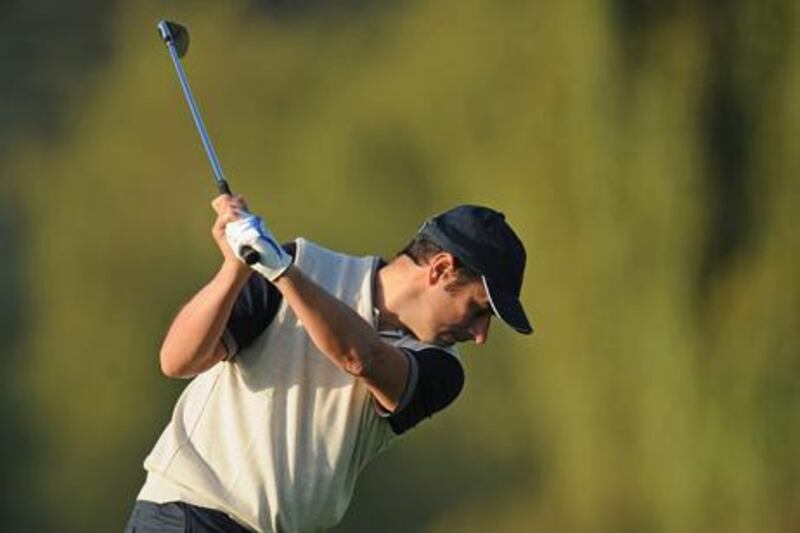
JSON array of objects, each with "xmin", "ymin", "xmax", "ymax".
[{"xmin": 156, "ymin": 19, "xmax": 260, "ymax": 265}]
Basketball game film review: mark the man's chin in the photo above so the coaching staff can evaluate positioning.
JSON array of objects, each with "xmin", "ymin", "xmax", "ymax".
[
  {"xmin": 432, "ymin": 334, "xmax": 457, "ymax": 347},
  {"xmin": 410, "ymin": 329, "xmax": 457, "ymax": 347}
]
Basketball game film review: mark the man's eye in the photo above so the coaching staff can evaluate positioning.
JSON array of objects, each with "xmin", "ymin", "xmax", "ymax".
[{"xmin": 471, "ymin": 305, "xmax": 491, "ymax": 319}]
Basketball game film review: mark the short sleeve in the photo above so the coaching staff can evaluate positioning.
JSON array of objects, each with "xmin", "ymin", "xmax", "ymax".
[
  {"xmin": 222, "ymin": 242, "xmax": 295, "ymax": 358},
  {"xmin": 382, "ymin": 348, "xmax": 465, "ymax": 435}
]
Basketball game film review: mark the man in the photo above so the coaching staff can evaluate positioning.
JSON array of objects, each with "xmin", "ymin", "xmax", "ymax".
[{"xmin": 126, "ymin": 196, "xmax": 532, "ymax": 532}]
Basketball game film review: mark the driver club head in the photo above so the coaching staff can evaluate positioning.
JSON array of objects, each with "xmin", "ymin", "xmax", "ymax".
[{"xmin": 157, "ymin": 20, "xmax": 189, "ymax": 57}]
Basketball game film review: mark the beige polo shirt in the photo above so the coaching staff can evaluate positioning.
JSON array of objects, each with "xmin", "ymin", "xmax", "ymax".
[{"xmin": 137, "ymin": 239, "xmax": 452, "ymax": 532}]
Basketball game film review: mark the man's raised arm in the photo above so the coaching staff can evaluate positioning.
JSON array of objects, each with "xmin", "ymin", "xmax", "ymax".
[
  {"xmin": 220, "ymin": 195, "xmax": 410, "ymax": 412},
  {"xmin": 159, "ymin": 195, "xmax": 253, "ymax": 378}
]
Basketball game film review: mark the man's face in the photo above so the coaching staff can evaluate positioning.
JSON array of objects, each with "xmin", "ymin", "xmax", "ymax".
[{"xmin": 414, "ymin": 258, "xmax": 494, "ymax": 347}]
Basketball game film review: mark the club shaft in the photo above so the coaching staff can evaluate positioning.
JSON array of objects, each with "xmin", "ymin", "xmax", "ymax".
[
  {"xmin": 158, "ymin": 21, "xmax": 260, "ymax": 266},
  {"xmin": 164, "ymin": 40, "xmax": 230, "ymax": 194}
]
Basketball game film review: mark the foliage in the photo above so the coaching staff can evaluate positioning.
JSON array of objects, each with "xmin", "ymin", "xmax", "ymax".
[{"xmin": 2, "ymin": 0, "xmax": 799, "ymax": 531}]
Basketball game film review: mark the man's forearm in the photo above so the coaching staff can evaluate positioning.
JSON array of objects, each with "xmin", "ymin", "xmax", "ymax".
[
  {"xmin": 160, "ymin": 260, "xmax": 251, "ymax": 378},
  {"xmin": 274, "ymin": 267, "xmax": 380, "ymax": 373},
  {"xmin": 273, "ymin": 266, "xmax": 408, "ymax": 407}
]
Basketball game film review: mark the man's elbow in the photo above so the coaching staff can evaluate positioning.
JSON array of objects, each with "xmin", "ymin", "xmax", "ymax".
[
  {"xmin": 342, "ymin": 356, "xmax": 368, "ymax": 378},
  {"xmin": 159, "ymin": 348, "xmax": 192, "ymax": 379},
  {"xmin": 160, "ymin": 341, "xmax": 227, "ymax": 378},
  {"xmin": 340, "ymin": 342, "xmax": 383, "ymax": 379}
]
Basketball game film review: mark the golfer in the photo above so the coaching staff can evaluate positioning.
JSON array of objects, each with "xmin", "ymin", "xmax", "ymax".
[{"xmin": 125, "ymin": 196, "xmax": 532, "ymax": 532}]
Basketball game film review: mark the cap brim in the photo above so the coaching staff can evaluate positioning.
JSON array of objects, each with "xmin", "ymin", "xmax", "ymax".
[{"xmin": 482, "ymin": 277, "xmax": 533, "ymax": 335}]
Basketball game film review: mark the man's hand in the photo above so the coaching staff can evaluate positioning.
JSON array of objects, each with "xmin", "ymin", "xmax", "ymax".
[
  {"xmin": 212, "ymin": 194, "xmax": 293, "ymax": 281},
  {"xmin": 212, "ymin": 194, "xmax": 251, "ymax": 270},
  {"xmin": 226, "ymin": 215, "xmax": 293, "ymax": 281}
]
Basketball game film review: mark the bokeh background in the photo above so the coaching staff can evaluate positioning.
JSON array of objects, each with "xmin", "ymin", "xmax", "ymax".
[{"xmin": 2, "ymin": 0, "xmax": 799, "ymax": 531}]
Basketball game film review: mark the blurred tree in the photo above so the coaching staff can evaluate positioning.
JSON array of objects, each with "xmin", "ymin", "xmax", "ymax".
[
  {"xmin": 0, "ymin": 2, "xmax": 122, "ymax": 529},
  {"xmin": 2, "ymin": 0, "xmax": 799, "ymax": 531}
]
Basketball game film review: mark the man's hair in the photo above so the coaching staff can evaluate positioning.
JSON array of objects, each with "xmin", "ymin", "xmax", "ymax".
[{"xmin": 398, "ymin": 235, "xmax": 481, "ymax": 290}]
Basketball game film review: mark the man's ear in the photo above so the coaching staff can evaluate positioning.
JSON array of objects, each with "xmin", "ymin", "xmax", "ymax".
[{"xmin": 428, "ymin": 253, "xmax": 457, "ymax": 285}]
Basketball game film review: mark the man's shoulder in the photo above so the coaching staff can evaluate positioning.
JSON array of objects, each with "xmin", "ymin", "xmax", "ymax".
[
  {"xmin": 380, "ymin": 329, "xmax": 460, "ymax": 361},
  {"xmin": 293, "ymin": 238, "xmax": 377, "ymax": 265},
  {"xmin": 377, "ymin": 336, "xmax": 465, "ymax": 435}
]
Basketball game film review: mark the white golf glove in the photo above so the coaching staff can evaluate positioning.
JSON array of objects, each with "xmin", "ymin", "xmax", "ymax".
[{"xmin": 225, "ymin": 214, "xmax": 293, "ymax": 281}]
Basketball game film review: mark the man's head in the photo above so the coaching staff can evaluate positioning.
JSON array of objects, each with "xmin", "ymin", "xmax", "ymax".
[{"xmin": 392, "ymin": 205, "xmax": 532, "ymax": 347}]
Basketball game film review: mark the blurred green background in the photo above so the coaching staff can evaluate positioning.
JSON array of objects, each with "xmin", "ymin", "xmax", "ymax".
[{"xmin": 2, "ymin": 0, "xmax": 799, "ymax": 531}]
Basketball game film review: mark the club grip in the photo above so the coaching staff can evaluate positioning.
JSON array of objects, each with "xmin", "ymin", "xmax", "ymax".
[
  {"xmin": 241, "ymin": 247, "xmax": 260, "ymax": 265},
  {"xmin": 217, "ymin": 180, "xmax": 260, "ymax": 265},
  {"xmin": 217, "ymin": 181, "xmax": 232, "ymax": 195}
]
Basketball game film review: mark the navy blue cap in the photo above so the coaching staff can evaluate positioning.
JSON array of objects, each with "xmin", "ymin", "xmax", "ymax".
[{"xmin": 418, "ymin": 205, "xmax": 533, "ymax": 335}]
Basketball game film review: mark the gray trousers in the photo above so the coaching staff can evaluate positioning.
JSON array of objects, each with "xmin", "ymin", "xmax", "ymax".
[{"xmin": 124, "ymin": 501, "xmax": 253, "ymax": 533}]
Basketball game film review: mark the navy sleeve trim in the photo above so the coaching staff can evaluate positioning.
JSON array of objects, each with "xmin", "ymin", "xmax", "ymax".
[
  {"xmin": 385, "ymin": 348, "xmax": 465, "ymax": 435},
  {"xmin": 220, "ymin": 329, "xmax": 238, "ymax": 361},
  {"xmin": 373, "ymin": 350, "xmax": 420, "ymax": 418},
  {"xmin": 223, "ymin": 242, "xmax": 295, "ymax": 359}
]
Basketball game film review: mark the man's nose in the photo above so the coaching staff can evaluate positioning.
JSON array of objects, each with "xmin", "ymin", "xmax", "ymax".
[{"xmin": 471, "ymin": 315, "xmax": 491, "ymax": 345}]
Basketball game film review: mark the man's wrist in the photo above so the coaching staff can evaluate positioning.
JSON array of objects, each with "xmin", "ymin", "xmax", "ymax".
[
  {"xmin": 218, "ymin": 258, "xmax": 252, "ymax": 284},
  {"xmin": 271, "ymin": 264, "xmax": 298, "ymax": 290}
]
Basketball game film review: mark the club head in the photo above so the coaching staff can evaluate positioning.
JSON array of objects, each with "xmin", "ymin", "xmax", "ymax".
[{"xmin": 157, "ymin": 20, "xmax": 189, "ymax": 58}]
